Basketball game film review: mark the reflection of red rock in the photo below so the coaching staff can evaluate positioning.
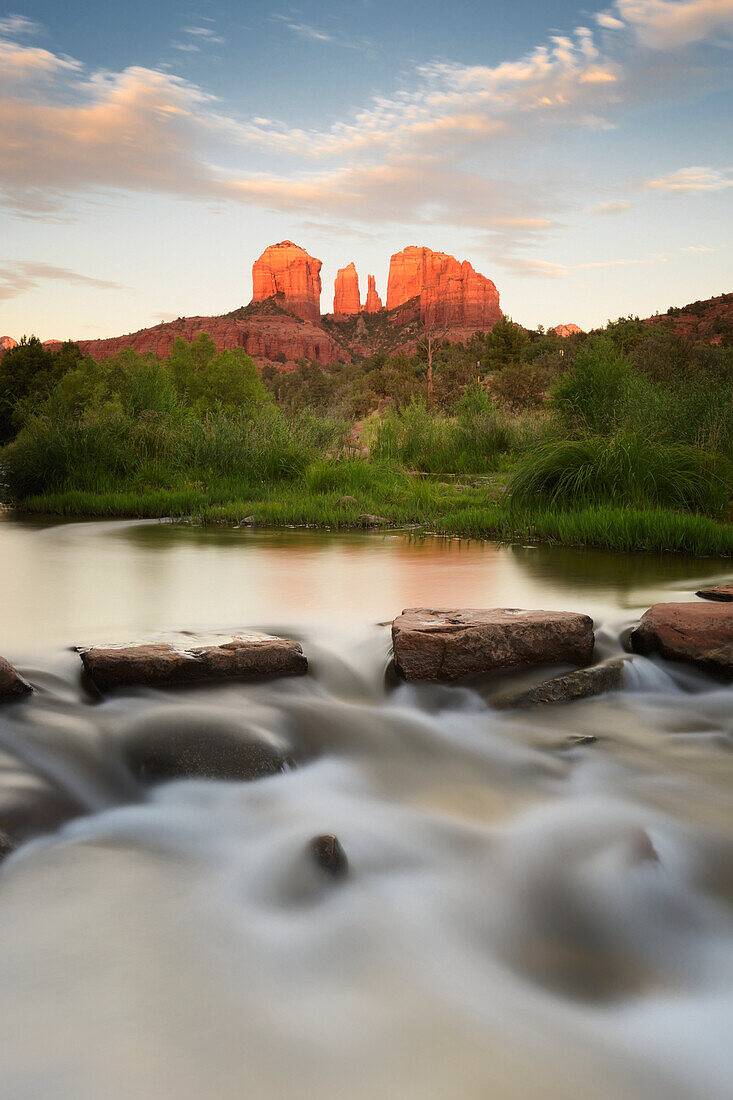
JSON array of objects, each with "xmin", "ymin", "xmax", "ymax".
[
  {"xmin": 552, "ymin": 323, "xmax": 583, "ymax": 338},
  {"xmin": 364, "ymin": 275, "xmax": 383, "ymax": 313},
  {"xmin": 251, "ymin": 241, "xmax": 322, "ymax": 323},
  {"xmin": 78, "ymin": 302, "xmax": 349, "ymax": 368},
  {"xmin": 333, "ymin": 263, "xmax": 361, "ymax": 315},
  {"xmin": 0, "ymin": 336, "xmax": 17, "ymax": 358},
  {"xmin": 386, "ymin": 246, "xmax": 501, "ymax": 329}
]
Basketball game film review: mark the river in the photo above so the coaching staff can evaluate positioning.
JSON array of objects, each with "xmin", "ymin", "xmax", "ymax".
[{"xmin": 0, "ymin": 515, "xmax": 731, "ymax": 1099}]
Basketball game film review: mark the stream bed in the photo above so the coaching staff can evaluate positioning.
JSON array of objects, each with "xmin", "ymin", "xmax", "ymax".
[{"xmin": 0, "ymin": 516, "xmax": 732, "ymax": 1099}]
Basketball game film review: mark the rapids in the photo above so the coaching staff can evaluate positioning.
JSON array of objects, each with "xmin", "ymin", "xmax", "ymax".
[{"xmin": 0, "ymin": 515, "xmax": 732, "ymax": 1099}]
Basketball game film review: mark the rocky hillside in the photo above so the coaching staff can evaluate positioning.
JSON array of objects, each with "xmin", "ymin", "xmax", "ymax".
[{"xmin": 645, "ymin": 293, "xmax": 733, "ymax": 344}]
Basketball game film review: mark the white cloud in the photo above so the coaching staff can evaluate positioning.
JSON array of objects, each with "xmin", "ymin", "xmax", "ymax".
[
  {"xmin": 0, "ymin": 261, "xmax": 126, "ymax": 303},
  {"xmin": 644, "ymin": 166, "xmax": 733, "ymax": 192},
  {"xmin": 596, "ymin": 12, "xmax": 626, "ymax": 28},
  {"xmin": 588, "ymin": 200, "xmax": 632, "ymax": 213},
  {"xmin": 182, "ymin": 25, "xmax": 225, "ymax": 45},
  {"xmin": 0, "ymin": 13, "xmax": 41, "ymax": 36},
  {"xmin": 613, "ymin": 0, "xmax": 733, "ymax": 48}
]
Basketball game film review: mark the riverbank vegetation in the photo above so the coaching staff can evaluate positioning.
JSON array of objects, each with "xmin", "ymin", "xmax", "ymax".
[{"xmin": 2, "ymin": 316, "xmax": 733, "ymax": 555}]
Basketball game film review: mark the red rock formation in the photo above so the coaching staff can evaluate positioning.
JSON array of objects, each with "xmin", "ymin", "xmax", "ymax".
[
  {"xmin": 0, "ymin": 336, "xmax": 17, "ymax": 355},
  {"xmin": 42, "ymin": 340, "xmax": 63, "ymax": 352},
  {"xmin": 77, "ymin": 302, "xmax": 349, "ymax": 368},
  {"xmin": 364, "ymin": 275, "xmax": 383, "ymax": 313},
  {"xmin": 251, "ymin": 241, "xmax": 322, "ymax": 323},
  {"xmin": 552, "ymin": 324, "xmax": 583, "ymax": 338},
  {"xmin": 386, "ymin": 246, "xmax": 501, "ymax": 329},
  {"xmin": 333, "ymin": 263, "xmax": 361, "ymax": 316}
]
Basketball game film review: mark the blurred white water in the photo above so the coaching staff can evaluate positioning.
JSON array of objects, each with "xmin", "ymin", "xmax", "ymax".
[{"xmin": 0, "ymin": 516, "xmax": 731, "ymax": 1099}]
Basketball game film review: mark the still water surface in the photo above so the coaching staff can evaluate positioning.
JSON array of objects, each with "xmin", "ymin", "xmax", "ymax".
[{"xmin": 0, "ymin": 515, "xmax": 732, "ymax": 1099}]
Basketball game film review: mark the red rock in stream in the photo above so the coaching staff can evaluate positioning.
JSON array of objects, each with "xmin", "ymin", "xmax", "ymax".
[
  {"xmin": 0, "ymin": 656, "xmax": 32, "ymax": 701},
  {"xmin": 80, "ymin": 635, "xmax": 307, "ymax": 692},
  {"xmin": 630, "ymin": 602, "xmax": 733, "ymax": 678},
  {"xmin": 391, "ymin": 608, "xmax": 594, "ymax": 682}
]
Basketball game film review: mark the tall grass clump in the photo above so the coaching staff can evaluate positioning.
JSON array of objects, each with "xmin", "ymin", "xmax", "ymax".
[
  {"xmin": 372, "ymin": 387, "xmax": 515, "ymax": 473},
  {"xmin": 508, "ymin": 435, "xmax": 731, "ymax": 518}
]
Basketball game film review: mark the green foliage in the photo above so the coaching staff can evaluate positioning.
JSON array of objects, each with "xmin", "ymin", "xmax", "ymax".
[
  {"xmin": 371, "ymin": 392, "xmax": 514, "ymax": 474},
  {"xmin": 0, "ymin": 337, "xmax": 84, "ymax": 442},
  {"xmin": 485, "ymin": 317, "xmax": 530, "ymax": 369},
  {"xmin": 508, "ymin": 435, "xmax": 731, "ymax": 518}
]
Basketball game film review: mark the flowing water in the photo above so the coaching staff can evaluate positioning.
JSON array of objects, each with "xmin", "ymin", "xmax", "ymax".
[{"xmin": 1, "ymin": 515, "xmax": 732, "ymax": 1099}]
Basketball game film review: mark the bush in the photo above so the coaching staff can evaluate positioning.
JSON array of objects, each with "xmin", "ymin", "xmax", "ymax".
[{"xmin": 508, "ymin": 434, "xmax": 731, "ymax": 518}]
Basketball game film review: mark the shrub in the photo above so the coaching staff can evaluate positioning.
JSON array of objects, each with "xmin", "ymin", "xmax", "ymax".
[{"xmin": 508, "ymin": 434, "xmax": 731, "ymax": 518}]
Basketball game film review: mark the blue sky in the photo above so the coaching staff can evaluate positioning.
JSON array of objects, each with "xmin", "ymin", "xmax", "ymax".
[{"xmin": 0, "ymin": 0, "xmax": 731, "ymax": 339}]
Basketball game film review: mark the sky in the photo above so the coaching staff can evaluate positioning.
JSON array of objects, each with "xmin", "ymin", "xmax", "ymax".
[{"xmin": 0, "ymin": 0, "xmax": 731, "ymax": 340}]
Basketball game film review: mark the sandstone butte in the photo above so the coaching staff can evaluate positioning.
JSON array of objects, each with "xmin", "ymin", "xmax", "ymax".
[
  {"xmin": 364, "ymin": 275, "xmax": 383, "ymax": 313},
  {"xmin": 552, "ymin": 323, "xmax": 583, "ymax": 338},
  {"xmin": 386, "ymin": 246, "xmax": 502, "ymax": 330},
  {"xmin": 41, "ymin": 241, "xmax": 504, "ymax": 368},
  {"xmin": 251, "ymin": 241, "xmax": 322, "ymax": 323},
  {"xmin": 0, "ymin": 336, "xmax": 17, "ymax": 358},
  {"xmin": 333, "ymin": 263, "xmax": 361, "ymax": 316}
]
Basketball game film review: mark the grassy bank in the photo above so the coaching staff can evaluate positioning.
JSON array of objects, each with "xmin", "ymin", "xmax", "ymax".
[
  {"xmin": 16, "ymin": 479, "xmax": 733, "ymax": 557},
  {"xmin": 3, "ymin": 330, "xmax": 733, "ymax": 557}
]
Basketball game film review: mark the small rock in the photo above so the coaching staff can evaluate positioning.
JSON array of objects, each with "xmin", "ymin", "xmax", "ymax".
[
  {"xmin": 239, "ymin": 516, "xmax": 256, "ymax": 527},
  {"xmin": 568, "ymin": 734, "xmax": 598, "ymax": 746},
  {"xmin": 630, "ymin": 602, "xmax": 733, "ymax": 679},
  {"xmin": 0, "ymin": 831, "xmax": 15, "ymax": 863},
  {"xmin": 340, "ymin": 495, "xmax": 358, "ymax": 506},
  {"xmin": 357, "ymin": 514, "xmax": 388, "ymax": 527},
  {"xmin": 392, "ymin": 608, "xmax": 594, "ymax": 682},
  {"xmin": 492, "ymin": 660, "xmax": 624, "ymax": 710},
  {"xmin": 309, "ymin": 834, "xmax": 348, "ymax": 878},
  {"xmin": 0, "ymin": 656, "xmax": 32, "ymax": 701},
  {"xmin": 80, "ymin": 634, "xmax": 308, "ymax": 692},
  {"xmin": 696, "ymin": 584, "xmax": 733, "ymax": 602}
]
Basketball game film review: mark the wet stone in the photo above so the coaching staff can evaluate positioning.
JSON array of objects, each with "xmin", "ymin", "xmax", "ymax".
[
  {"xmin": 696, "ymin": 584, "xmax": 733, "ymax": 602},
  {"xmin": 80, "ymin": 634, "xmax": 308, "ymax": 692},
  {"xmin": 392, "ymin": 608, "xmax": 595, "ymax": 682},
  {"xmin": 119, "ymin": 707, "xmax": 290, "ymax": 784},
  {"xmin": 0, "ymin": 657, "xmax": 32, "ymax": 702},
  {"xmin": 630, "ymin": 602, "xmax": 733, "ymax": 679},
  {"xmin": 492, "ymin": 660, "xmax": 624, "ymax": 710},
  {"xmin": 309, "ymin": 834, "xmax": 348, "ymax": 878}
]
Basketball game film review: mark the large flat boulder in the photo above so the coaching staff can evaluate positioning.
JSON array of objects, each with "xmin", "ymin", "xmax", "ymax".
[
  {"xmin": 630, "ymin": 602, "xmax": 733, "ymax": 678},
  {"xmin": 391, "ymin": 608, "xmax": 594, "ymax": 682},
  {"xmin": 491, "ymin": 660, "xmax": 624, "ymax": 710},
  {"xmin": 80, "ymin": 634, "xmax": 307, "ymax": 692},
  {"xmin": 0, "ymin": 657, "xmax": 32, "ymax": 701}
]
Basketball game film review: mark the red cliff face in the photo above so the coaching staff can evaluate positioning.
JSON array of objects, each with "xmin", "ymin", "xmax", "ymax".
[
  {"xmin": 0, "ymin": 336, "xmax": 17, "ymax": 358},
  {"xmin": 77, "ymin": 302, "xmax": 349, "ymax": 368},
  {"xmin": 251, "ymin": 241, "xmax": 322, "ymax": 323},
  {"xmin": 386, "ymin": 246, "xmax": 501, "ymax": 329},
  {"xmin": 364, "ymin": 275, "xmax": 383, "ymax": 313},
  {"xmin": 333, "ymin": 263, "xmax": 361, "ymax": 316},
  {"xmin": 552, "ymin": 323, "xmax": 583, "ymax": 338}
]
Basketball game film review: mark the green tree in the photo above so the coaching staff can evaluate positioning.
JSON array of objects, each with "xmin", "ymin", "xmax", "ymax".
[
  {"xmin": 0, "ymin": 337, "xmax": 83, "ymax": 442},
  {"xmin": 485, "ymin": 317, "xmax": 529, "ymax": 370}
]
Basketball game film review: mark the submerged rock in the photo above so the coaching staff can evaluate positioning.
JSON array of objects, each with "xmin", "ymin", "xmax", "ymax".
[
  {"xmin": 630, "ymin": 602, "xmax": 733, "ymax": 678},
  {"xmin": 391, "ymin": 608, "xmax": 594, "ymax": 682},
  {"xmin": 309, "ymin": 834, "xmax": 348, "ymax": 878},
  {"xmin": 696, "ymin": 584, "xmax": 733, "ymax": 602},
  {"xmin": 0, "ymin": 657, "xmax": 32, "ymax": 701},
  {"xmin": 119, "ymin": 707, "xmax": 290, "ymax": 783},
  {"xmin": 80, "ymin": 634, "xmax": 307, "ymax": 692},
  {"xmin": 492, "ymin": 660, "xmax": 624, "ymax": 710}
]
